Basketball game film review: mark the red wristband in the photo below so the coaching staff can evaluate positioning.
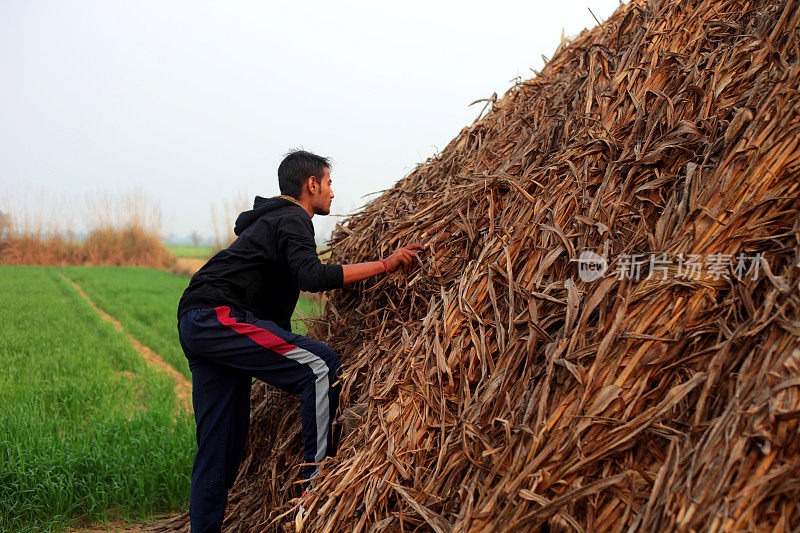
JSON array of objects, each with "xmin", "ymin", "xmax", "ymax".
[{"xmin": 379, "ymin": 258, "xmax": 389, "ymax": 274}]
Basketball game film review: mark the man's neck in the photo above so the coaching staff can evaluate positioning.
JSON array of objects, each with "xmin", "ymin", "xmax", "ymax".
[{"xmin": 278, "ymin": 194, "xmax": 314, "ymax": 218}]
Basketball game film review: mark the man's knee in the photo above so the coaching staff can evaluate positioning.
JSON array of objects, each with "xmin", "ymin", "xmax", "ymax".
[
  {"xmin": 303, "ymin": 338, "xmax": 340, "ymax": 369},
  {"xmin": 320, "ymin": 346, "xmax": 341, "ymax": 386},
  {"xmin": 323, "ymin": 346, "xmax": 341, "ymax": 371}
]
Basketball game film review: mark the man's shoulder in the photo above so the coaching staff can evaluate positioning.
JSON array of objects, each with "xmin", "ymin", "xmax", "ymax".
[
  {"xmin": 260, "ymin": 202, "xmax": 307, "ymax": 221},
  {"xmin": 244, "ymin": 203, "xmax": 308, "ymax": 232},
  {"xmin": 273, "ymin": 205, "xmax": 313, "ymax": 231}
]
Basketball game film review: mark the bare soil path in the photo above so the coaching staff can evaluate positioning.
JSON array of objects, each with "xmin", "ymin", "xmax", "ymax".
[
  {"xmin": 65, "ymin": 513, "xmax": 185, "ymax": 533},
  {"xmin": 68, "ymin": 523, "xmax": 147, "ymax": 532},
  {"xmin": 61, "ymin": 273, "xmax": 193, "ymax": 414}
]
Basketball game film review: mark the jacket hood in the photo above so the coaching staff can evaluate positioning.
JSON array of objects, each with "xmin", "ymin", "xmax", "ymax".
[{"xmin": 233, "ymin": 196, "xmax": 303, "ymax": 236}]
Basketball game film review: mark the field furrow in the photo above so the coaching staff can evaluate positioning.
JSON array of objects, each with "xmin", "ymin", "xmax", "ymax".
[
  {"xmin": 58, "ymin": 267, "xmax": 192, "ymax": 379},
  {"xmin": 60, "ymin": 272, "xmax": 192, "ymax": 414}
]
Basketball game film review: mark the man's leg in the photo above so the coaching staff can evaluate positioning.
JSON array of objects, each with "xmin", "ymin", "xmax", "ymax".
[
  {"xmin": 181, "ymin": 306, "xmax": 341, "ymax": 484},
  {"xmin": 183, "ymin": 353, "xmax": 251, "ymax": 533},
  {"xmin": 269, "ymin": 329, "xmax": 341, "ymax": 480},
  {"xmin": 180, "ymin": 313, "xmax": 252, "ymax": 533},
  {"xmin": 210, "ymin": 305, "xmax": 341, "ymax": 480}
]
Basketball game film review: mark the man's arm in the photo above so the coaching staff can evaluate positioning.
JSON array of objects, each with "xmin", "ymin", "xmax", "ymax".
[
  {"xmin": 279, "ymin": 217, "xmax": 344, "ymax": 292},
  {"xmin": 341, "ymin": 244, "xmax": 426, "ymax": 285}
]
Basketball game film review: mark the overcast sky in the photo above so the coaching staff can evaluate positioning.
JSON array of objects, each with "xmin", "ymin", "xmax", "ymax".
[{"xmin": 1, "ymin": 0, "xmax": 623, "ymax": 243}]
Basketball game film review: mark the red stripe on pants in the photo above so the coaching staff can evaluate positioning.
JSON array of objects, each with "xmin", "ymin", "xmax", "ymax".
[{"xmin": 214, "ymin": 306, "xmax": 297, "ymax": 356}]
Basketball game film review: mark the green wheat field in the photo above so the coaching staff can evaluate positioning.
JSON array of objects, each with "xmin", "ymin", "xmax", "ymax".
[{"xmin": 0, "ymin": 264, "xmax": 322, "ymax": 532}]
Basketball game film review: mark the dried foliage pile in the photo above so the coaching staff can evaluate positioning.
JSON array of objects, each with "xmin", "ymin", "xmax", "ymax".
[{"xmin": 163, "ymin": 0, "xmax": 800, "ymax": 530}]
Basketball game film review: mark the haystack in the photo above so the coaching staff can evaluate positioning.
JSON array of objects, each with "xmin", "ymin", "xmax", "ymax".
[{"xmin": 160, "ymin": 0, "xmax": 800, "ymax": 529}]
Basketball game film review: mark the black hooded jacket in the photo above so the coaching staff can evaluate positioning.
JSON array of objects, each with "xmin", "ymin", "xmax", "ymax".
[{"xmin": 177, "ymin": 196, "xmax": 343, "ymax": 331}]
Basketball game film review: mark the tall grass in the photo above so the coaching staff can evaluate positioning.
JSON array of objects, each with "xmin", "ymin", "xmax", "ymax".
[
  {"xmin": 0, "ymin": 188, "xmax": 174, "ymax": 268},
  {"xmin": 210, "ymin": 191, "xmax": 249, "ymax": 251},
  {"xmin": 0, "ymin": 266, "xmax": 194, "ymax": 532}
]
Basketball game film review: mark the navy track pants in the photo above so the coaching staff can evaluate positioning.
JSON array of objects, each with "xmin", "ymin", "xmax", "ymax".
[{"xmin": 178, "ymin": 306, "xmax": 341, "ymax": 533}]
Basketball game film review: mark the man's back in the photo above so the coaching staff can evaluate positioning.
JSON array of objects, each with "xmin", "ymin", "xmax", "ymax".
[{"xmin": 177, "ymin": 195, "xmax": 343, "ymax": 331}]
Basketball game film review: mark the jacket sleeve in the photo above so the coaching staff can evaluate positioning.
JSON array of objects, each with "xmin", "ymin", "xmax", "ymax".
[{"xmin": 277, "ymin": 214, "xmax": 344, "ymax": 292}]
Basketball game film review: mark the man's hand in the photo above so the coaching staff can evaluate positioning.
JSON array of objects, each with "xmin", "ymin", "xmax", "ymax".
[
  {"xmin": 341, "ymin": 243, "xmax": 427, "ymax": 285},
  {"xmin": 385, "ymin": 243, "xmax": 426, "ymax": 273}
]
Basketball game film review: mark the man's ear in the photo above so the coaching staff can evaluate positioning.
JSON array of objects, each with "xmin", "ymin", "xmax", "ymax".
[{"xmin": 307, "ymin": 176, "xmax": 318, "ymax": 194}]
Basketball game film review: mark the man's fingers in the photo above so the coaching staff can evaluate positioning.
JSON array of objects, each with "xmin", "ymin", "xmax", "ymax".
[
  {"xmin": 387, "ymin": 244, "xmax": 425, "ymax": 273},
  {"xmin": 404, "ymin": 252, "xmax": 413, "ymax": 271},
  {"xmin": 404, "ymin": 246, "xmax": 422, "ymax": 259},
  {"xmin": 395, "ymin": 244, "xmax": 425, "ymax": 254},
  {"xmin": 403, "ymin": 244, "xmax": 425, "ymax": 253}
]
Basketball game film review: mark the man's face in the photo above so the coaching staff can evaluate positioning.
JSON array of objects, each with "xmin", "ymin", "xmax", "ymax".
[{"xmin": 310, "ymin": 167, "xmax": 334, "ymax": 216}]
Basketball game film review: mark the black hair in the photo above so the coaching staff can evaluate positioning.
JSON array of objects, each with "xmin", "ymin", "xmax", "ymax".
[{"xmin": 278, "ymin": 149, "xmax": 331, "ymax": 199}]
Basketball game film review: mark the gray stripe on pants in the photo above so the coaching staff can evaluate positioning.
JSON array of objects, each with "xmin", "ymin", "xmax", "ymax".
[{"xmin": 281, "ymin": 345, "xmax": 330, "ymax": 465}]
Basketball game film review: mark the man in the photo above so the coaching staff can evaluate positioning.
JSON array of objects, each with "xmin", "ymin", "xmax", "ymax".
[{"xmin": 177, "ymin": 149, "xmax": 424, "ymax": 533}]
